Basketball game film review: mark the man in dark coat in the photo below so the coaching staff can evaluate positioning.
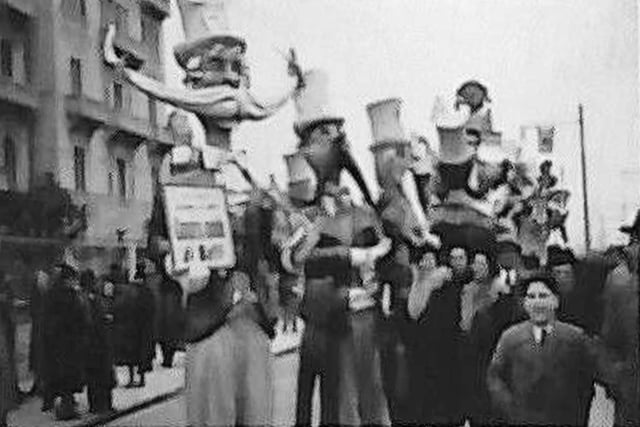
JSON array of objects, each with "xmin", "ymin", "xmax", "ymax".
[
  {"xmin": 113, "ymin": 264, "xmax": 156, "ymax": 388},
  {"xmin": 81, "ymin": 270, "xmax": 116, "ymax": 413},
  {"xmin": 487, "ymin": 273, "xmax": 599, "ymax": 426},
  {"xmin": 599, "ymin": 228, "xmax": 639, "ymax": 426},
  {"xmin": 42, "ymin": 264, "xmax": 90, "ymax": 420},
  {"xmin": 547, "ymin": 245, "xmax": 601, "ymax": 335}
]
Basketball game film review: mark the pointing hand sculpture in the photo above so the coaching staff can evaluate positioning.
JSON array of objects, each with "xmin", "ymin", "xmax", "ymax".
[{"xmin": 104, "ymin": 0, "xmax": 303, "ymax": 147}]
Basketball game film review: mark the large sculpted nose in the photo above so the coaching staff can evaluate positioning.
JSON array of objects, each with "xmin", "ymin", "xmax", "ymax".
[{"xmin": 223, "ymin": 72, "xmax": 241, "ymax": 88}]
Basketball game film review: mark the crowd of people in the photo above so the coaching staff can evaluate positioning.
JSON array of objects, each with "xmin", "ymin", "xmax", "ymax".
[
  {"xmin": 0, "ymin": 260, "xmax": 186, "ymax": 424},
  {"xmin": 288, "ymin": 208, "xmax": 638, "ymax": 427}
]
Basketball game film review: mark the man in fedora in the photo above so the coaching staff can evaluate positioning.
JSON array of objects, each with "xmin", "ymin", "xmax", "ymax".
[
  {"xmin": 487, "ymin": 273, "xmax": 600, "ymax": 426},
  {"xmin": 282, "ymin": 69, "xmax": 391, "ymax": 426}
]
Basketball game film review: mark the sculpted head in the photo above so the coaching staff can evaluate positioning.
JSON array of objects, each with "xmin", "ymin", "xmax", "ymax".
[{"xmin": 183, "ymin": 43, "xmax": 249, "ymax": 89}]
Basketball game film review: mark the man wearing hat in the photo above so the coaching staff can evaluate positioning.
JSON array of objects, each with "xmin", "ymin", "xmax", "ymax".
[
  {"xmin": 598, "ymin": 210, "xmax": 639, "ymax": 426},
  {"xmin": 487, "ymin": 273, "xmax": 600, "ymax": 426},
  {"xmin": 282, "ymin": 70, "xmax": 391, "ymax": 426}
]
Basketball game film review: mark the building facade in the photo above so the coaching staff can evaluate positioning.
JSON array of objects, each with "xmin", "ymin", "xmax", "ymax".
[{"xmin": 0, "ymin": 0, "xmax": 173, "ymax": 285}]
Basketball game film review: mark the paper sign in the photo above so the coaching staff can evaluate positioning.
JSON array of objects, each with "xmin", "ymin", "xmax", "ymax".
[{"xmin": 163, "ymin": 185, "xmax": 236, "ymax": 273}]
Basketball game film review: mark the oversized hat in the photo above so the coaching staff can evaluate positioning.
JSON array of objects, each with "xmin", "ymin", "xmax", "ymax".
[
  {"xmin": 293, "ymin": 69, "xmax": 344, "ymax": 136},
  {"xmin": 173, "ymin": 0, "xmax": 247, "ymax": 69},
  {"xmin": 367, "ymin": 98, "xmax": 410, "ymax": 152}
]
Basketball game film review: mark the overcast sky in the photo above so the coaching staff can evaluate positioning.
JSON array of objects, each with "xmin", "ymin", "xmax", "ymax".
[{"xmin": 161, "ymin": 0, "xmax": 640, "ymax": 251}]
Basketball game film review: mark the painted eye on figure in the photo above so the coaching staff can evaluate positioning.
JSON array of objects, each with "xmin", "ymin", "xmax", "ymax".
[{"xmin": 231, "ymin": 61, "xmax": 242, "ymax": 74}]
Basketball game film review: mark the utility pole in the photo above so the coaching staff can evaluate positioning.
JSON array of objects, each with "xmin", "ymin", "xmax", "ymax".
[{"xmin": 578, "ymin": 104, "xmax": 591, "ymax": 252}]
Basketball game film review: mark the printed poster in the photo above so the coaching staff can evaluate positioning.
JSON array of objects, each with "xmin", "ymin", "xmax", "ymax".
[{"xmin": 163, "ymin": 185, "xmax": 236, "ymax": 273}]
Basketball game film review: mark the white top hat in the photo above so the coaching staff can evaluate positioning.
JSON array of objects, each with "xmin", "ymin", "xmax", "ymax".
[
  {"xmin": 173, "ymin": 0, "xmax": 247, "ymax": 69},
  {"xmin": 367, "ymin": 98, "xmax": 410, "ymax": 152},
  {"xmin": 293, "ymin": 69, "xmax": 344, "ymax": 135}
]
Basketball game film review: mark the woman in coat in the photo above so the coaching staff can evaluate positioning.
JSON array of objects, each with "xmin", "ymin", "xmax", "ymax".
[
  {"xmin": 113, "ymin": 264, "xmax": 156, "ymax": 387},
  {"xmin": 42, "ymin": 264, "xmax": 90, "ymax": 420},
  {"xmin": 459, "ymin": 251, "xmax": 522, "ymax": 426},
  {"xmin": 155, "ymin": 271, "xmax": 184, "ymax": 368},
  {"xmin": 82, "ymin": 270, "xmax": 116, "ymax": 413}
]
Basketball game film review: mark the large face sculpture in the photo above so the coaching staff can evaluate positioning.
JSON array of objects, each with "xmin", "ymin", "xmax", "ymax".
[
  {"xmin": 184, "ymin": 44, "xmax": 249, "ymax": 89},
  {"xmin": 298, "ymin": 121, "xmax": 345, "ymax": 186}
]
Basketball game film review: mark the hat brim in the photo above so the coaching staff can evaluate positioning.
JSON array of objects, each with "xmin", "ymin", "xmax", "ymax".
[
  {"xmin": 520, "ymin": 272, "xmax": 560, "ymax": 295},
  {"xmin": 174, "ymin": 34, "xmax": 247, "ymax": 69},
  {"xmin": 619, "ymin": 225, "xmax": 639, "ymax": 234},
  {"xmin": 294, "ymin": 117, "xmax": 345, "ymax": 136}
]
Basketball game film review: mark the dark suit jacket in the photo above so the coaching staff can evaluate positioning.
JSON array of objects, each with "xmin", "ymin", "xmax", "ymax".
[
  {"xmin": 299, "ymin": 206, "xmax": 380, "ymax": 334},
  {"xmin": 487, "ymin": 320, "xmax": 596, "ymax": 426}
]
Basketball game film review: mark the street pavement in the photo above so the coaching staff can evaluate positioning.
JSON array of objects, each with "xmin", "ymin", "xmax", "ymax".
[
  {"xmin": 108, "ymin": 352, "xmax": 614, "ymax": 427},
  {"xmin": 107, "ymin": 352, "xmax": 308, "ymax": 427},
  {"xmin": 10, "ymin": 321, "xmax": 303, "ymax": 427}
]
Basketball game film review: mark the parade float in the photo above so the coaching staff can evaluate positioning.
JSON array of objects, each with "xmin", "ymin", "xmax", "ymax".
[
  {"xmin": 415, "ymin": 81, "xmax": 572, "ymax": 263},
  {"xmin": 104, "ymin": 0, "xmax": 304, "ymax": 424}
]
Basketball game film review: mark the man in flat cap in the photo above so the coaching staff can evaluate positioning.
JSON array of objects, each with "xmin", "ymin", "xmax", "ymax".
[{"xmin": 487, "ymin": 273, "xmax": 601, "ymax": 426}]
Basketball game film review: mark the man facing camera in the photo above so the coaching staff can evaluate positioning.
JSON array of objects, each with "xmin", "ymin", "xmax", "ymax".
[{"xmin": 487, "ymin": 273, "xmax": 601, "ymax": 426}]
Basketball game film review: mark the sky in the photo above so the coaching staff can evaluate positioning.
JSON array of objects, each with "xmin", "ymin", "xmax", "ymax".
[{"xmin": 161, "ymin": 0, "xmax": 640, "ymax": 252}]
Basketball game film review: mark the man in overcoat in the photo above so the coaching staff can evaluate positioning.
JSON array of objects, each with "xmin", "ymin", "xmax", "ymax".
[{"xmin": 487, "ymin": 273, "xmax": 599, "ymax": 426}]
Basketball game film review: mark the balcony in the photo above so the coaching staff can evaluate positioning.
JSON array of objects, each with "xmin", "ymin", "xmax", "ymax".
[
  {"xmin": 139, "ymin": 0, "xmax": 171, "ymax": 19},
  {"xmin": 0, "ymin": 0, "xmax": 36, "ymax": 17},
  {"xmin": 65, "ymin": 94, "xmax": 172, "ymax": 145},
  {"xmin": 0, "ymin": 77, "xmax": 38, "ymax": 110}
]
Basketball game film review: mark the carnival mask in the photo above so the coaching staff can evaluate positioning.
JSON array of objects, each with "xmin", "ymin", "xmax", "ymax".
[
  {"xmin": 104, "ymin": 24, "xmax": 295, "ymax": 130},
  {"xmin": 298, "ymin": 122, "xmax": 345, "ymax": 185}
]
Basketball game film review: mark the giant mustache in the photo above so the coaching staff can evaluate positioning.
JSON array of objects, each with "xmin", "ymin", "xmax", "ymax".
[{"xmin": 104, "ymin": 25, "xmax": 294, "ymax": 126}]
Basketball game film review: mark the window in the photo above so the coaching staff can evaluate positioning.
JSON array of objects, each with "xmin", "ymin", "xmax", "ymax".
[
  {"xmin": 113, "ymin": 82, "xmax": 123, "ymax": 110},
  {"xmin": 141, "ymin": 14, "xmax": 158, "ymax": 45},
  {"xmin": 1, "ymin": 40, "xmax": 12, "ymax": 78},
  {"xmin": 74, "ymin": 146, "xmax": 86, "ymax": 191},
  {"xmin": 148, "ymin": 98, "xmax": 157, "ymax": 126},
  {"xmin": 117, "ymin": 158, "xmax": 126, "ymax": 199},
  {"xmin": 3, "ymin": 137, "xmax": 16, "ymax": 190},
  {"xmin": 70, "ymin": 57, "xmax": 82, "ymax": 96},
  {"xmin": 61, "ymin": 0, "xmax": 86, "ymax": 19},
  {"xmin": 115, "ymin": 4, "xmax": 129, "ymax": 35}
]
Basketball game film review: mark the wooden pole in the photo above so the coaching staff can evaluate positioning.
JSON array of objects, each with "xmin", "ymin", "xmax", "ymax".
[{"xmin": 578, "ymin": 104, "xmax": 591, "ymax": 251}]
